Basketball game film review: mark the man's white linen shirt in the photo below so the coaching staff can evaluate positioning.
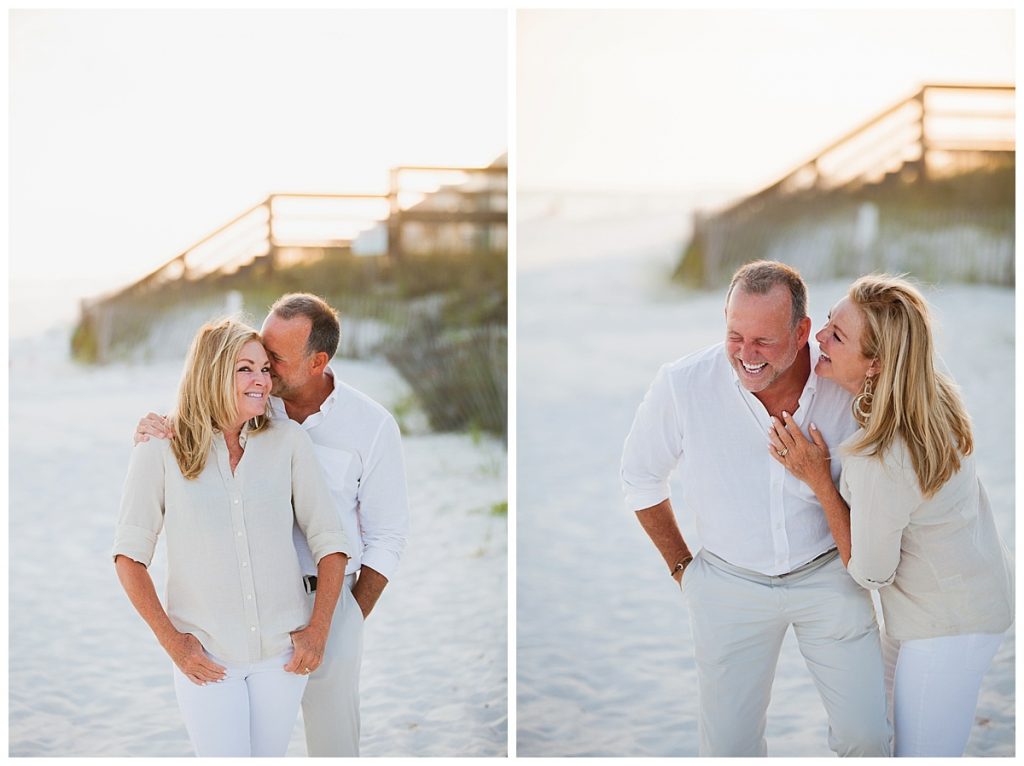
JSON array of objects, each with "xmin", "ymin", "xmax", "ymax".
[
  {"xmin": 273, "ymin": 366, "xmax": 409, "ymax": 579},
  {"xmin": 621, "ymin": 342, "xmax": 858, "ymax": 576}
]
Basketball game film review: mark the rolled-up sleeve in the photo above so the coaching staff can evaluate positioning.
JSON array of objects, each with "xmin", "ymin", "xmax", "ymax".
[
  {"xmin": 112, "ymin": 439, "xmax": 167, "ymax": 566},
  {"xmin": 621, "ymin": 365, "xmax": 683, "ymax": 511},
  {"xmin": 291, "ymin": 426, "xmax": 352, "ymax": 564},
  {"xmin": 356, "ymin": 417, "xmax": 409, "ymax": 580},
  {"xmin": 844, "ymin": 451, "xmax": 919, "ymax": 590}
]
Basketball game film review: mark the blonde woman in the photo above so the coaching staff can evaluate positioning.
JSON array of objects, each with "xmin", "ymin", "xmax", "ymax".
[
  {"xmin": 113, "ymin": 319, "xmax": 351, "ymax": 756},
  {"xmin": 768, "ymin": 275, "xmax": 1013, "ymax": 757}
]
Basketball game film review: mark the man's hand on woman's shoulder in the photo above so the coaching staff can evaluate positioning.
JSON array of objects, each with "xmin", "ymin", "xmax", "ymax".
[{"xmin": 134, "ymin": 412, "xmax": 175, "ymax": 445}]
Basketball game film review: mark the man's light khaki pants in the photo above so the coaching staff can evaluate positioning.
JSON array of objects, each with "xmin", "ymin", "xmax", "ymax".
[
  {"xmin": 302, "ymin": 573, "xmax": 364, "ymax": 756},
  {"xmin": 683, "ymin": 549, "xmax": 891, "ymax": 757}
]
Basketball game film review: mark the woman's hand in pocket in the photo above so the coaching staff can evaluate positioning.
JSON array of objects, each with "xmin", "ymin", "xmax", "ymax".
[{"xmin": 161, "ymin": 631, "xmax": 226, "ymax": 686}]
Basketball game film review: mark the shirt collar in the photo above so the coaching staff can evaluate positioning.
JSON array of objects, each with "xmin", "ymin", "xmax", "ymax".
[
  {"xmin": 215, "ymin": 420, "xmax": 252, "ymax": 449},
  {"xmin": 320, "ymin": 365, "xmax": 339, "ymax": 413},
  {"xmin": 803, "ymin": 344, "xmax": 821, "ymax": 393}
]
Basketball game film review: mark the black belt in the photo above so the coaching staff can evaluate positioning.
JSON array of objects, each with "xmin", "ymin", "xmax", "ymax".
[{"xmin": 303, "ymin": 575, "xmax": 318, "ymax": 594}]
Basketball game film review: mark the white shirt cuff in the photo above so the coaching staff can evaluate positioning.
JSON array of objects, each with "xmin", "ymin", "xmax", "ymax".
[{"xmin": 623, "ymin": 484, "xmax": 671, "ymax": 512}]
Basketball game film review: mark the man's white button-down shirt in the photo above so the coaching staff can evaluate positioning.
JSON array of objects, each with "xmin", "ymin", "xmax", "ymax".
[
  {"xmin": 272, "ymin": 366, "xmax": 409, "ymax": 579},
  {"xmin": 621, "ymin": 342, "xmax": 858, "ymax": 576}
]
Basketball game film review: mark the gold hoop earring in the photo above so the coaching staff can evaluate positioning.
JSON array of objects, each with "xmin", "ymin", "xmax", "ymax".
[{"xmin": 852, "ymin": 375, "xmax": 875, "ymax": 424}]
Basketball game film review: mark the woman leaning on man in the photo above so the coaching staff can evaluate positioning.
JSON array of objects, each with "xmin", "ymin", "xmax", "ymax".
[
  {"xmin": 113, "ymin": 318, "xmax": 349, "ymax": 756},
  {"xmin": 769, "ymin": 274, "xmax": 1013, "ymax": 757}
]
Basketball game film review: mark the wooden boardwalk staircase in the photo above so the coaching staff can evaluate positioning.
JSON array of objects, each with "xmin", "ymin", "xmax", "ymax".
[
  {"xmin": 82, "ymin": 158, "xmax": 507, "ymax": 309},
  {"xmin": 676, "ymin": 84, "xmax": 1014, "ymax": 287}
]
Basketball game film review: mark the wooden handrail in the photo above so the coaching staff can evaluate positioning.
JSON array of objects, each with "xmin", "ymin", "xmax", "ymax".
[
  {"xmin": 83, "ymin": 161, "xmax": 508, "ymax": 310},
  {"xmin": 715, "ymin": 91, "xmax": 921, "ymax": 219},
  {"xmin": 179, "ymin": 200, "xmax": 269, "ymax": 257},
  {"xmin": 711, "ymin": 83, "xmax": 1013, "ymax": 220},
  {"xmin": 921, "ymin": 83, "xmax": 1015, "ymax": 92},
  {"xmin": 85, "ymin": 199, "xmax": 270, "ymax": 306},
  {"xmin": 806, "ymin": 89, "xmax": 922, "ymax": 170},
  {"xmin": 269, "ymin": 192, "xmax": 389, "ymax": 201},
  {"xmin": 393, "ymin": 165, "xmax": 507, "ymax": 174}
]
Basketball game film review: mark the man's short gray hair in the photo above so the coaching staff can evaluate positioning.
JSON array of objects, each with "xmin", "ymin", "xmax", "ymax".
[
  {"xmin": 269, "ymin": 293, "xmax": 340, "ymax": 358},
  {"xmin": 725, "ymin": 260, "xmax": 808, "ymax": 328}
]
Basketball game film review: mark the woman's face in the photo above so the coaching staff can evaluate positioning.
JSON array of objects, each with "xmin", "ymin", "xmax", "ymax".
[
  {"xmin": 234, "ymin": 340, "xmax": 271, "ymax": 425},
  {"xmin": 814, "ymin": 296, "xmax": 876, "ymax": 395}
]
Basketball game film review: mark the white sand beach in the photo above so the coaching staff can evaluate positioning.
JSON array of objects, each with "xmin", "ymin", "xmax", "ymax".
[
  {"xmin": 9, "ymin": 329, "xmax": 507, "ymax": 756},
  {"xmin": 516, "ymin": 200, "xmax": 1015, "ymax": 756}
]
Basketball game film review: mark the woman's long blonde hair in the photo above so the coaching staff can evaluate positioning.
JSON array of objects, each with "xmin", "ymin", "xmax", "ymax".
[
  {"xmin": 170, "ymin": 318, "xmax": 270, "ymax": 479},
  {"xmin": 847, "ymin": 275, "xmax": 973, "ymax": 497}
]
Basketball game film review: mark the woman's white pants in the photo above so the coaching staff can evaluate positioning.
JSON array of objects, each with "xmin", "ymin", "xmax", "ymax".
[
  {"xmin": 172, "ymin": 649, "xmax": 307, "ymax": 756},
  {"xmin": 883, "ymin": 631, "xmax": 1004, "ymax": 757}
]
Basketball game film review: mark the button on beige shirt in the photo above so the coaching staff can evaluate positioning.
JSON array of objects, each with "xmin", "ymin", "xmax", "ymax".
[
  {"xmin": 112, "ymin": 419, "xmax": 351, "ymax": 663},
  {"xmin": 841, "ymin": 432, "xmax": 1014, "ymax": 641}
]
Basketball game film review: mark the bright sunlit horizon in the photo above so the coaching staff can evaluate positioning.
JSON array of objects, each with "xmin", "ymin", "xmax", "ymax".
[
  {"xmin": 10, "ymin": 9, "xmax": 507, "ymax": 336},
  {"xmin": 518, "ymin": 9, "xmax": 1014, "ymax": 194}
]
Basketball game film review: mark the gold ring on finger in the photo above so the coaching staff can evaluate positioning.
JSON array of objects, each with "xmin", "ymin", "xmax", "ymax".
[{"xmin": 777, "ymin": 448, "xmax": 789, "ymax": 457}]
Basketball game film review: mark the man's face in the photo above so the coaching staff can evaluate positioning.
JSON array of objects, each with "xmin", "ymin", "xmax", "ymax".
[
  {"xmin": 725, "ymin": 285, "xmax": 808, "ymax": 394},
  {"xmin": 260, "ymin": 313, "xmax": 315, "ymax": 399}
]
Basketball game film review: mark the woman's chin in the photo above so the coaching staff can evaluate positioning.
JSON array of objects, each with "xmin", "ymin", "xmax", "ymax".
[{"xmin": 235, "ymin": 408, "xmax": 264, "ymax": 427}]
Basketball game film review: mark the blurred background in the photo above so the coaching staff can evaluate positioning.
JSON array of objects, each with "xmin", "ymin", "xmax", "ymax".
[
  {"xmin": 10, "ymin": 9, "xmax": 507, "ymax": 756},
  {"xmin": 517, "ymin": 8, "xmax": 1014, "ymax": 757}
]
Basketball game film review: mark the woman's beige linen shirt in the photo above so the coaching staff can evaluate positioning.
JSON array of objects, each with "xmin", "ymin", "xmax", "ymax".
[
  {"xmin": 840, "ymin": 432, "xmax": 1013, "ymax": 641},
  {"xmin": 112, "ymin": 419, "xmax": 350, "ymax": 663}
]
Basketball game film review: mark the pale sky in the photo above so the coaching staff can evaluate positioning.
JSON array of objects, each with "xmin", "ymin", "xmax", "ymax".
[
  {"xmin": 518, "ymin": 9, "xmax": 1014, "ymax": 193},
  {"xmin": 9, "ymin": 9, "xmax": 507, "ymax": 330},
  {"xmin": 8, "ymin": 8, "xmax": 1017, "ymax": 336}
]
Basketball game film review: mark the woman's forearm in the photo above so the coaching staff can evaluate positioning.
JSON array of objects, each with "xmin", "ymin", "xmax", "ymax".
[
  {"xmin": 114, "ymin": 555, "xmax": 180, "ymax": 647},
  {"xmin": 308, "ymin": 552, "xmax": 348, "ymax": 633},
  {"xmin": 811, "ymin": 481, "xmax": 852, "ymax": 566},
  {"xmin": 115, "ymin": 555, "xmax": 226, "ymax": 683}
]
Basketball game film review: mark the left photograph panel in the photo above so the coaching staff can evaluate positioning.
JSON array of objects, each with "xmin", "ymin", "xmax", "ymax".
[{"xmin": 10, "ymin": 9, "xmax": 508, "ymax": 757}]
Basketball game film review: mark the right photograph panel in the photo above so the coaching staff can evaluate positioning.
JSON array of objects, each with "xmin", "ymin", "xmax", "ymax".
[{"xmin": 516, "ymin": 9, "xmax": 1015, "ymax": 757}]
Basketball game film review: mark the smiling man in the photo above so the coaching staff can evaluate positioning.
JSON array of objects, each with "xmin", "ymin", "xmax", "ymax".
[{"xmin": 620, "ymin": 260, "xmax": 890, "ymax": 757}]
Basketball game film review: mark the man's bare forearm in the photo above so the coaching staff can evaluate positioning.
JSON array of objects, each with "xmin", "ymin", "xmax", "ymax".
[
  {"xmin": 309, "ymin": 553, "xmax": 347, "ymax": 632},
  {"xmin": 352, "ymin": 565, "xmax": 388, "ymax": 619},
  {"xmin": 635, "ymin": 498, "xmax": 692, "ymax": 575}
]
